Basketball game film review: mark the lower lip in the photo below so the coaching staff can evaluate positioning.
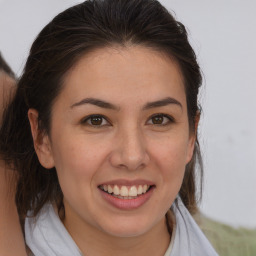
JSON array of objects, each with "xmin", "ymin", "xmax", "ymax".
[{"xmin": 99, "ymin": 187, "xmax": 155, "ymax": 210}]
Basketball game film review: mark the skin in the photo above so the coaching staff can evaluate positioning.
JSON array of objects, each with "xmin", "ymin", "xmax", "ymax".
[
  {"xmin": 0, "ymin": 71, "xmax": 27, "ymax": 256},
  {"xmin": 29, "ymin": 46, "xmax": 197, "ymax": 256}
]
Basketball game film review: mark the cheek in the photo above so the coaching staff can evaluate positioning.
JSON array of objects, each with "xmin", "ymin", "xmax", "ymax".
[
  {"xmin": 147, "ymin": 139, "xmax": 188, "ymax": 214},
  {"xmin": 153, "ymin": 135, "xmax": 190, "ymax": 167},
  {"xmin": 150, "ymin": 136, "xmax": 189, "ymax": 186},
  {"xmin": 53, "ymin": 140, "xmax": 97, "ymax": 179},
  {"xmin": 51, "ymin": 133, "xmax": 111, "ymax": 193},
  {"xmin": 51, "ymin": 138, "xmax": 103, "ymax": 215}
]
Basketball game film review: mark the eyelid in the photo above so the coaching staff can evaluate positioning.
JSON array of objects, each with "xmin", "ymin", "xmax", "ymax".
[
  {"xmin": 81, "ymin": 114, "xmax": 111, "ymax": 126},
  {"xmin": 146, "ymin": 113, "xmax": 174, "ymax": 125}
]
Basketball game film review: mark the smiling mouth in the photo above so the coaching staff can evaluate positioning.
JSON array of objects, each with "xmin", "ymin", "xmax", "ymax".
[{"xmin": 98, "ymin": 184, "xmax": 153, "ymax": 199}]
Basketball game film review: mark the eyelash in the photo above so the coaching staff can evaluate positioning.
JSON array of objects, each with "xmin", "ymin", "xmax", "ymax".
[
  {"xmin": 146, "ymin": 113, "xmax": 174, "ymax": 126},
  {"xmin": 81, "ymin": 115, "xmax": 111, "ymax": 127},
  {"xmin": 81, "ymin": 113, "xmax": 174, "ymax": 127}
]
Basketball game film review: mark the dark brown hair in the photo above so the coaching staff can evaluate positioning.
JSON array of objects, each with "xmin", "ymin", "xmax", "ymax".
[{"xmin": 0, "ymin": 0, "xmax": 203, "ymax": 219}]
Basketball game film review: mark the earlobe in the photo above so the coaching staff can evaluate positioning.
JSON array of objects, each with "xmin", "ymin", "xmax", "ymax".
[{"xmin": 28, "ymin": 109, "xmax": 55, "ymax": 169}]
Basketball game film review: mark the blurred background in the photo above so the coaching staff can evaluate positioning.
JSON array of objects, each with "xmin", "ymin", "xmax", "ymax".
[{"xmin": 0, "ymin": 0, "xmax": 255, "ymax": 228}]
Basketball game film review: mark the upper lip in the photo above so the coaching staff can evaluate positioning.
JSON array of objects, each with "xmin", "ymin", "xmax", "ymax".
[{"xmin": 98, "ymin": 179, "xmax": 155, "ymax": 187}]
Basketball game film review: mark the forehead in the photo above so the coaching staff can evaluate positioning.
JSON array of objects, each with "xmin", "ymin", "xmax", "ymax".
[{"xmin": 60, "ymin": 46, "xmax": 186, "ymax": 106}]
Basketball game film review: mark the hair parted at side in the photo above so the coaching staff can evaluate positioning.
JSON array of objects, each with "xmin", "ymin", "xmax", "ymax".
[{"xmin": 0, "ymin": 0, "xmax": 203, "ymax": 220}]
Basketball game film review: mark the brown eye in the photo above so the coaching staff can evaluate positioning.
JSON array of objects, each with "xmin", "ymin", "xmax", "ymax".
[
  {"xmin": 152, "ymin": 115, "xmax": 164, "ymax": 124},
  {"xmin": 82, "ymin": 115, "xmax": 109, "ymax": 126},
  {"xmin": 90, "ymin": 116, "xmax": 103, "ymax": 125},
  {"xmin": 147, "ymin": 114, "xmax": 173, "ymax": 125}
]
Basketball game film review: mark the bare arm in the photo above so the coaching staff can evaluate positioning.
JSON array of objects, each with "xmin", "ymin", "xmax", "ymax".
[{"xmin": 0, "ymin": 72, "xmax": 27, "ymax": 256}]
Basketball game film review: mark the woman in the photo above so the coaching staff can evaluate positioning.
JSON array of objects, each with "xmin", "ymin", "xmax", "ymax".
[{"xmin": 0, "ymin": 0, "xmax": 218, "ymax": 255}]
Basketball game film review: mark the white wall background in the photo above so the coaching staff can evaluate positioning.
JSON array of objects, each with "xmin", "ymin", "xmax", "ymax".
[{"xmin": 0, "ymin": 0, "xmax": 255, "ymax": 228}]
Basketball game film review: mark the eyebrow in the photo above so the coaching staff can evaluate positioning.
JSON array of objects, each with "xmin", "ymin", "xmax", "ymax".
[
  {"xmin": 70, "ymin": 98, "xmax": 119, "ymax": 110},
  {"xmin": 70, "ymin": 97, "xmax": 182, "ymax": 110},
  {"xmin": 142, "ymin": 97, "xmax": 182, "ymax": 110}
]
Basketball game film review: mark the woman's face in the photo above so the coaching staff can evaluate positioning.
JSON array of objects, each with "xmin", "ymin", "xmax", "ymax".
[{"xmin": 35, "ymin": 46, "xmax": 196, "ymax": 238}]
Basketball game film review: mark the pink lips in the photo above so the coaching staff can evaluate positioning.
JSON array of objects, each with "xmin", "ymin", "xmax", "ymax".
[{"xmin": 98, "ymin": 179, "xmax": 155, "ymax": 210}]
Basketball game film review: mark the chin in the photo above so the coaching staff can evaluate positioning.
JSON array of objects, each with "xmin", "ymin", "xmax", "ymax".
[
  {"xmin": 99, "ymin": 216, "xmax": 158, "ymax": 238},
  {"xmin": 105, "ymin": 227, "xmax": 149, "ymax": 238}
]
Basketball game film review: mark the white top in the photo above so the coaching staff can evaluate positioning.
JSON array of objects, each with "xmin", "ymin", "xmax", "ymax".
[
  {"xmin": 25, "ymin": 204, "xmax": 82, "ymax": 256},
  {"xmin": 165, "ymin": 199, "xmax": 218, "ymax": 256},
  {"xmin": 25, "ymin": 199, "xmax": 218, "ymax": 256}
]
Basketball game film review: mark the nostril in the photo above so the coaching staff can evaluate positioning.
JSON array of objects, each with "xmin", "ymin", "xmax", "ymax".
[{"xmin": 108, "ymin": 133, "xmax": 149, "ymax": 170}]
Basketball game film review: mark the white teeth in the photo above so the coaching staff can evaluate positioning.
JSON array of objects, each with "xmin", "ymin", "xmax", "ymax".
[
  {"xmin": 137, "ymin": 185, "xmax": 143, "ymax": 195},
  {"xmin": 101, "ymin": 184, "xmax": 151, "ymax": 197},
  {"xmin": 128, "ymin": 186, "xmax": 137, "ymax": 196},
  {"xmin": 107, "ymin": 185, "xmax": 113, "ymax": 194},
  {"xmin": 120, "ymin": 186, "xmax": 129, "ymax": 196},
  {"xmin": 113, "ymin": 185, "xmax": 120, "ymax": 195}
]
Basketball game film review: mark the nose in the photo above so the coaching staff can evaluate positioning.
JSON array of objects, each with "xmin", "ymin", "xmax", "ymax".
[{"xmin": 109, "ymin": 126, "xmax": 150, "ymax": 171}]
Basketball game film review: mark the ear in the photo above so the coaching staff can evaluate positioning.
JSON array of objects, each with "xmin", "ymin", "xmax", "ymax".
[
  {"xmin": 186, "ymin": 112, "xmax": 200, "ymax": 163},
  {"xmin": 28, "ymin": 109, "xmax": 55, "ymax": 169}
]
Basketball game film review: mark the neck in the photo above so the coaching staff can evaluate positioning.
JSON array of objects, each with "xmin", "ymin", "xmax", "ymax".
[{"xmin": 63, "ymin": 212, "xmax": 171, "ymax": 256}]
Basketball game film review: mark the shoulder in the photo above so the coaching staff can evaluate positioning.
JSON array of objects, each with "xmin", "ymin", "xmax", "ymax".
[
  {"xmin": 169, "ymin": 198, "xmax": 219, "ymax": 256},
  {"xmin": 25, "ymin": 203, "xmax": 82, "ymax": 256}
]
